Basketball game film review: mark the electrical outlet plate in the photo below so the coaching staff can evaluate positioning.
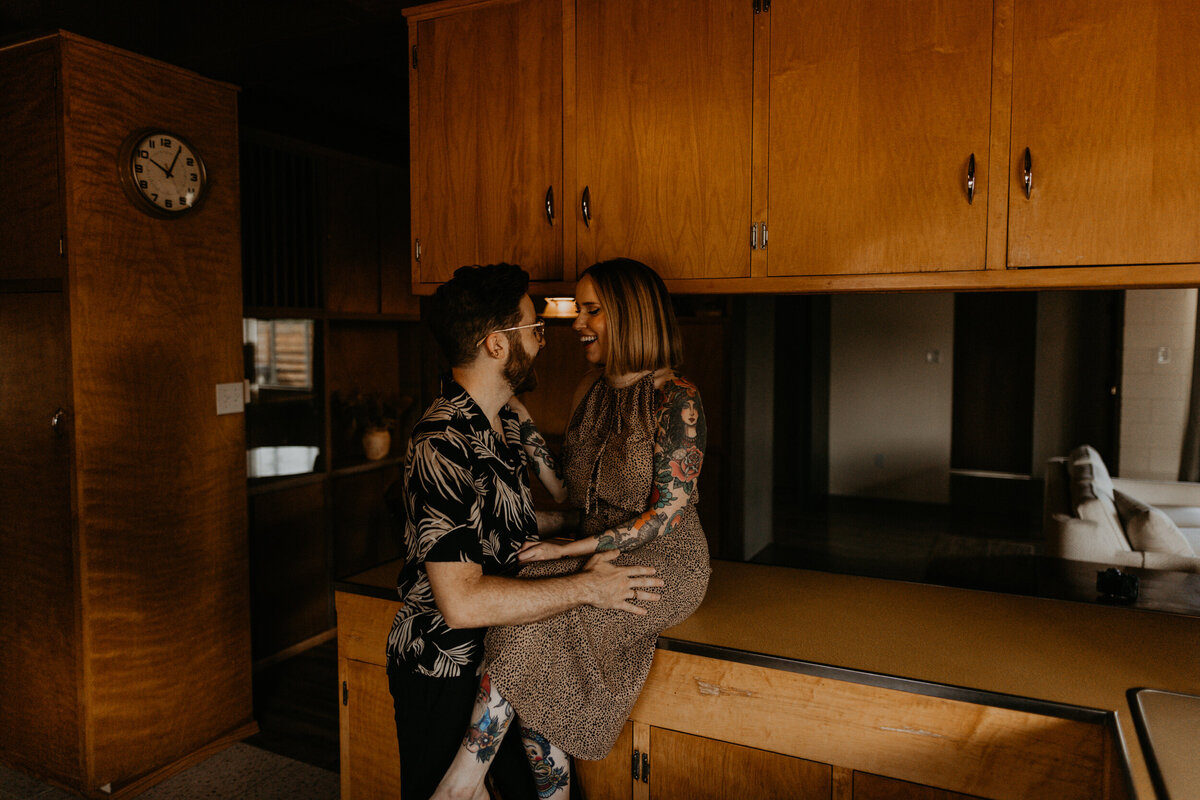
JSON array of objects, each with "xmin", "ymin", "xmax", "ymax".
[{"xmin": 216, "ymin": 382, "xmax": 244, "ymax": 415}]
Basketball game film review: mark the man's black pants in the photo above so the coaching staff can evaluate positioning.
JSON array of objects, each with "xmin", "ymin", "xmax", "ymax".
[{"xmin": 387, "ymin": 665, "xmax": 536, "ymax": 800}]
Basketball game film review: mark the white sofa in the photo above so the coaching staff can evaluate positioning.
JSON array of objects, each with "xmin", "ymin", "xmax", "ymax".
[{"xmin": 1043, "ymin": 445, "xmax": 1200, "ymax": 573}]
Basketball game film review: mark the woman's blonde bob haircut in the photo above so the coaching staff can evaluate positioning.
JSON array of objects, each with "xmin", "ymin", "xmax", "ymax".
[{"xmin": 580, "ymin": 258, "xmax": 683, "ymax": 377}]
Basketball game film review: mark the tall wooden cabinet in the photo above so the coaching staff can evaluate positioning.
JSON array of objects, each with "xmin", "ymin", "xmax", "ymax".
[{"xmin": 0, "ymin": 33, "xmax": 253, "ymax": 797}]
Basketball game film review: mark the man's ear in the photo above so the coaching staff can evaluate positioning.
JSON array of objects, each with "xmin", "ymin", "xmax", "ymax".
[{"xmin": 483, "ymin": 332, "xmax": 507, "ymax": 360}]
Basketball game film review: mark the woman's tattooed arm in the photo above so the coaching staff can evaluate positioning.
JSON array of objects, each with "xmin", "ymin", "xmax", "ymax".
[
  {"xmin": 509, "ymin": 398, "xmax": 568, "ymax": 503},
  {"xmin": 595, "ymin": 378, "xmax": 706, "ymax": 553}
]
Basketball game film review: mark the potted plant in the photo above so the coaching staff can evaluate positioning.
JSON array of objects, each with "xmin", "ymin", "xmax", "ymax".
[{"xmin": 332, "ymin": 391, "xmax": 414, "ymax": 462}]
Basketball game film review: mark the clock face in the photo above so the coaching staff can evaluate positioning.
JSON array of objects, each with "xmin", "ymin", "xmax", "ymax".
[{"xmin": 121, "ymin": 130, "xmax": 207, "ymax": 216}]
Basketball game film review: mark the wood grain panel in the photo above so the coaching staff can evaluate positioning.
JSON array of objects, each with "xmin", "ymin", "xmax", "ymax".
[
  {"xmin": 336, "ymin": 591, "xmax": 403, "ymax": 667},
  {"xmin": 576, "ymin": 0, "xmax": 753, "ymax": 280},
  {"xmin": 649, "ymin": 727, "xmax": 831, "ymax": 800},
  {"xmin": 342, "ymin": 658, "xmax": 402, "ymax": 800},
  {"xmin": 57, "ymin": 33, "xmax": 251, "ymax": 788},
  {"xmin": 853, "ymin": 771, "xmax": 984, "ymax": 800},
  {"xmin": 767, "ymin": 0, "xmax": 991, "ymax": 276},
  {"xmin": 0, "ymin": 39, "xmax": 64, "ymax": 282},
  {"xmin": 0, "ymin": 292, "xmax": 79, "ymax": 782},
  {"xmin": 379, "ymin": 164, "xmax": 420, "ymax": 317},
  {"xmin": 631, "ymin": 649, "xmax": 1110, "ymax": 800},
  {"xmin": 412, "ymin": 0, "xmax": 563, "ymax": 283},
  {"xmin": 574, "ymin": 721, "xmax": 632, "ymax": 800},
  {"xmin": 1009, "ymin": 0, "xmax": 1200, "ymax": 267}
]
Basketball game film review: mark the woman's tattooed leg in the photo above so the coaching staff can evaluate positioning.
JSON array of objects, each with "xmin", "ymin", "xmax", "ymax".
[
  {"xmin": 431, "ymin": 673, "xmax": 516, "ymax": 800},
  {"xmin": 520, "ymin": 724, "xmax": 571, "ymax": 799}
]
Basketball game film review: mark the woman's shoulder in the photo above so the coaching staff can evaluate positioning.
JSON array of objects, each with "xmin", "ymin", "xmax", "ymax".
[{"xmin": 653, "ymin": 369, "xmax": 700, "ymax": 395}]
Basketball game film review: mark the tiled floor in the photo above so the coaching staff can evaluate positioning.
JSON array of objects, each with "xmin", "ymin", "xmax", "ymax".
[{"xmin": 0, "ymin": 744, "xmax": 338, "ymax": 800}]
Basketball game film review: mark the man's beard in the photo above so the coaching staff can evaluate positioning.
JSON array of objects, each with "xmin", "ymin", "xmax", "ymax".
[{"xmin": 504, "ymin": 338, "xmax": 538, "ymax": 395}]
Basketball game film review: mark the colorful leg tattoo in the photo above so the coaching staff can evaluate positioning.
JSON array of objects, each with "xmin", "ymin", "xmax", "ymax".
[
  {"xmin": 520, "ymin": 725, "xmax": 571, "ymax": 798},
  {"xmin": 463, "ymin": 673, "xmax": 515, "ymax": 765}
]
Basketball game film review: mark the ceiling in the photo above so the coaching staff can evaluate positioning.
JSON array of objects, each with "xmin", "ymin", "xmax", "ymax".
[{"xmin": 0, "ymin": 0, "xmax": 423, "ymax": 163}]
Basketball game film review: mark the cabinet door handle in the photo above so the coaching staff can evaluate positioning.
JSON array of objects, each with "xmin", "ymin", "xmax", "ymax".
[
  {"xmin": 545, "ymin": 186, "xmax": 555, "ymax": 227},
  {"xmin": 966, "ymin": 153, "xmax": 976, "ymax": 204},
  {"xmin": 581, "ymin": 185, "xmax": 592, "ymax": 228},
  {"xmin": 1022, "ymin": 147, "xmax": 1033, "ymax": 199}
]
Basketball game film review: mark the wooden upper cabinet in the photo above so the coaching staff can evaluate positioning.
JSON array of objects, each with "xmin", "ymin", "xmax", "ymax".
[
  {"xmin": 576, "ymin": 0, "xmax": 754, "ymax": 280},
  {"xmin": 1008, "ymin": 0, "xmax": 1200, "ymax": 267},
  {"xmin": 766, "ymin": 0, "xmax": 993, "ymax": 276},
  {"xmin": 408, "ymin": 0, "xmax": 564, "ymax": 285}
]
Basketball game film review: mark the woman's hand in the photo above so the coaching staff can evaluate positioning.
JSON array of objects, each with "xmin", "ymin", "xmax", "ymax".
[
  {"xmin": 506, "ymin": 395, "xmax": 531, "ymax": 422},
  {"xmin": 517, "ymin": 539, "xmax": 571, "ymax": 563}
]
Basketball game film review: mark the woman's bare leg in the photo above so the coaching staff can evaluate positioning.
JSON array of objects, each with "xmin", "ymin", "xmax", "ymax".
[
  {"xmin": 520, "ymin": 725, "xmax": 571, "ymax": 799},
  {"xmin": 431, "ymin": 673, "xmax": 516, "ymax": 800}
]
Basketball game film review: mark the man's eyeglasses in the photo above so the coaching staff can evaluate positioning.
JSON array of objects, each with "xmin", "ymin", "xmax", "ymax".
[{"xmin": 475, "ymin": 318, "xmax": 546, "ymax": 349}]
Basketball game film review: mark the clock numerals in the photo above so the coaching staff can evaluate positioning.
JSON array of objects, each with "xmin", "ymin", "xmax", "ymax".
[{"xmin": 122, "ymin": 130, "xmax": 206, "ymax": 216}]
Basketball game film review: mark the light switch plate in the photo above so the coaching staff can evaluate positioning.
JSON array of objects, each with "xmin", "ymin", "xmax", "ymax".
[{"xmin": 216, "ymin": 382, "xmax": 245, "ymax": 415}]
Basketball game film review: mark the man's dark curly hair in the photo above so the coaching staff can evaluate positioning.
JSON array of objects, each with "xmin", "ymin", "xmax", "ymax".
[{"xmin": 428, "ymin": 263, "xmax": 529, "ymax": 367}]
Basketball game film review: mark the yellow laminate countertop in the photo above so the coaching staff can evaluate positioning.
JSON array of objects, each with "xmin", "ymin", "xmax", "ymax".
[{"xmin": 338, "ymin": 558, "xmax": 1200, "ymax": 798}]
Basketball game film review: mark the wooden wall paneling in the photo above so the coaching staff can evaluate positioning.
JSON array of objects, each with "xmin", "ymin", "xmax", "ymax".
[
  {"xmin": 648, "ymin": 727, "xmax": 832, "ymax": 800},
  {"xmin": 0, "ymin": 38, "xmax": 64, "ymax": 283},
  {"xmin": 631, "ymin": 650, "xmax": 1110, "ymax": 800},
  {"xmin": 409, "ymin": 0, "xmax": 564, "ymax": 284},
  {"xmin": 57, "ymin": 33, "xmax": 252, "ymax": 789},
  {"xmin": 573, "ymin": 721, "xmax": 632, "ymax": 800},
  {"xmin": 0, "ymin": 292, "xmax": 80, "ymax": 782},
  {"xmin": 852, "ymin": 772, "xmax": 984, "ymax": 800},
  {"xmin": 325, "ymin": 159, "xmax": 381, "ymax": 314},
  {"xmin": 250, "ymin": 483, "xmax": 332, "ymax": 660},
  {"xmin": 326, "ymin": 323, "xmax": 406, "ymax": 466},
  {"xmin": 766, "ymin": 0, "xmax": 992, "ymax": 277},
  {"xmin": 576, "ymin": 0, "xmax": 753, "ymax": 280},
  {"xmin": 331, "ymin": 468, "xmax": 404, "ymax": 579},
  {"xmin": 1008, "ymin": 0, "xmax": 1200, "ymax": 267}
]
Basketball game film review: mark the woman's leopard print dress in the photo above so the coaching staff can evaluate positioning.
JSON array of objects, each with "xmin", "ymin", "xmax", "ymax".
[{"xmin": 483, "ymin": 372, "xmax": 711, "ymax": 760}]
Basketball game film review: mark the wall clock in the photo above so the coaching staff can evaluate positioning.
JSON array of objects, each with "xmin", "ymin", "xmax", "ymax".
[{"xmin": 118, "ymin": 129, "xmax": 208, "ymax": 217}]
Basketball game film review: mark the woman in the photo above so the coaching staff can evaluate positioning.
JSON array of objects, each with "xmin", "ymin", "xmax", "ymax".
[{"xmin": 433, "ymin": 259, "xmax": 711, "ymax": 800}]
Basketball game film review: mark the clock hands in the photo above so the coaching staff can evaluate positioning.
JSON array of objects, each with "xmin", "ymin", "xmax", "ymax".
[
  {"xmin": 166, "ymin": 145, "xmax": 182, "ymax": 177},
  {"xmin": 146, "ymin": 156, "xmax": 172, "ymax": 176}
]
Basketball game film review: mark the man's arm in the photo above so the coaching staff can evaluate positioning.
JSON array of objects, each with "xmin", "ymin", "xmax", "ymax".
[{"xmin": 427, "ymin": 549, "xmax": 662, "ymax": 629}]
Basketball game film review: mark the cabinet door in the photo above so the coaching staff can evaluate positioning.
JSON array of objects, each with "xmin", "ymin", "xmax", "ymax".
[
  {"xmin": 1008, "ymin": 0, "xmax": 1200, "ymax": 267},
  {"xmin": 574, "ymin": 721, "xmax": 633, "ymax": 800},
  {"xmin": 853, "ymin": 771, "xmax": 983, "ymax": 800},
  {"xmin": 649, "ymin": 727, "xmax": 830, "ymax": 799},
  {"xmin": 577, "ymin": 0, "xmax": 754, "ymax": 280},
  {"xmin": 341, "ymin": 658, "xmax": 402, "ymax": 800},
  {"xmin": 767, "ymin": 0, "xmax": 992, "ymax": 276},
  {"xmin": 0, "ymin": 293, "xmax": 78, "ymax": 778},
  {"xmin": 410, "ymin": 0, "xmax": 563, "ymax": 284}
]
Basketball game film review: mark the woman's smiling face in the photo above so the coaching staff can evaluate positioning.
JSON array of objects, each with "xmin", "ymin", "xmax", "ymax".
[{"xmin": 572, "ymin": 275, "xmax": 607, "ymax": 365}]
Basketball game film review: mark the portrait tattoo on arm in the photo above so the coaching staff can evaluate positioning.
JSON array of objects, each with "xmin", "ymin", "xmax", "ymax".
[{"xmin": 595, "ymin": 379, "xmax": 706, "ymax": 553}]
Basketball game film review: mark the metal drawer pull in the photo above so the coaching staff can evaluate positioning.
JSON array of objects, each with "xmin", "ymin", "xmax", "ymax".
[
  {"xmin": 545, "ymin": 186, "xmax": 554, "ymax": 226},
  {"xmin": 581, "ymin": 185, "xmax": 592, "ymax": 228},
  {"xmin": 1023, "ymin": 147, "xmax": 1032, "ymax": 199},
  {"xmin": 966, "ymin": 153, "xmax": 976, "ymax": 204}
]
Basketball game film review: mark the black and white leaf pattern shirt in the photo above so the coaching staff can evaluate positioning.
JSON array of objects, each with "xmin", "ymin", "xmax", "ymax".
[{"xmin": 386, "ymin": 376, "xmax": 536, "ymax": 678}]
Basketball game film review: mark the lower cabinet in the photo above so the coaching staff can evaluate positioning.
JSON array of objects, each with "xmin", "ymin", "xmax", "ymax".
[{"xmin": 337, "ymin": 587, "xmax": 1128, "ymax": 800}]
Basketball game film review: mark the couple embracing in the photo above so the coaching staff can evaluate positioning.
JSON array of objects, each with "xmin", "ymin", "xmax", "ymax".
[{"xmin": 386, "ymin": 259, "xmax": 712, "ymax": 800}]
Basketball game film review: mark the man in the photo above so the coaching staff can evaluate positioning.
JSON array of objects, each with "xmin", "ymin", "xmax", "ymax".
[{"xmin": 386, "ymin": 263, "xmax": 663, "ymax": 800}]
